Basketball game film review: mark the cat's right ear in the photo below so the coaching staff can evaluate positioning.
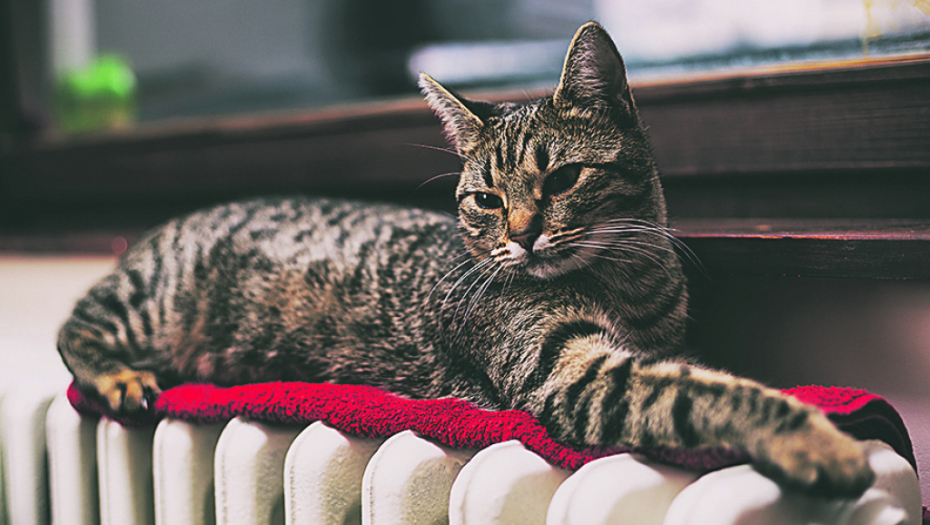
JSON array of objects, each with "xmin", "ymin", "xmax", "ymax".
[
  {"xmin": 553, "ymin": 22, "xmax": 635, "ymax": 122},
  {"xmin": 419, "ymin": 73, "xmax": 484, "ymax": 152}
]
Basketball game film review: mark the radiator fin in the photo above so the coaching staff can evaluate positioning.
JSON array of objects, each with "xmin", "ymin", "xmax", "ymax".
[
  {"xmin": 46, "ymin": 392, "xmax": 99, "ymax": 525},
  {"xmin": 284, "ymin": 421, "xmax": 383, "ymax": 525},
  {"xmin": 153, "ymin": 419, "xmax": 224, "ymax": 525},
  {"xmin": 546, "ymin": 453, "xmax": 698, "ymax": 524},
  {"xmin": 364, "ymin": 430, "xmax": 476, "ymax": 525},
  {"xmin": 214, "ymin": 418, "xmax": 304, "ymax": 525},
  {"xmin": 96, "ymin": 418, "xmax": 155, "ymax": 525}
]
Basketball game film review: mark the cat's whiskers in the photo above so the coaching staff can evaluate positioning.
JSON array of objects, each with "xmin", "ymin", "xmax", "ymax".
[
  {"xmin": 454, "ymin": 260, "xmax": 498, "ymax": 320},
  {"xmin": 437, "ymin": 256, "xmax": 497, "ymax": 343},
  {"xmin": 427, "ymin": 255, "xmax": 481, "ymax": 307},
  {"xmin": 448, "ymin": 246, "xmax": 514, "ymax": 332},
  {"xmin": 448, "ymin": 258, "xmax": 506, "ymax": 341},
  {"xmin": 565, "ymin": 219, "xmax": 690, "ymax": 279},
  {"xmin": 457, "ymin": 260, "xmax": 507, "ymax": 339},
  {"xmin": 416, "ymin": 171, "xmax": 462, "ymax": 191},
  {"xmin": 407, "ymin": 143, "xmax": 491, "ymax": 180},
  {"xmin": 442, "ymin": 256, "xmax": 495, "ymax": 303},
  {"xmin": 603, "ymin": 219, "xmax": 701, "ymax": 258},
  {"xmin": 575, "ymin": 240, "xmax": 668, "ymax": 265},
  {"xmin": 497, "ymin": 257, "xmax": 526, "ymax": 270},
  {"xmin": 437, "ymin": 256, "xmax": 490, "ymax": 309},
  {"xmin": 545, "ymin": 233, "xmax": 585, "ymax": 252},
  {"xmin": 503, "ymin": 266, "xmax": 517, "ymax": 294},
  {"xmin": 572, "ymin": 239, "xmax": 675, "ymax": 280},
  {"xmin": 579, "ymin": 252, "xmax": 635, "ymax": 265},
  {"xmin": 588, "ymin": 220, "xmax": 682, "ymax": 255},
  {"xmin": 448, "ymin": 249, "xmax": 481, "ymax": 264},
  {"xmin": 581, "ymin": 247, "xmax": 671, "ymax": 279},
  {"xmin": 578, "ymin": 237, "xmax": 679, "ymax": 259},
  {"xmin": 407, "ymin": 143, "xmax": 476, "ymax": 164},
  {"xmin": 590, "ymin": 219, "xmax": 704, "ymax": 273},
  {"xmin": 441, "ymin": 256, "xmax": 496, "ymax": 319},
  {"xmin": 577, "ymin": 232, "xmax": 675, "ymax": 259}
]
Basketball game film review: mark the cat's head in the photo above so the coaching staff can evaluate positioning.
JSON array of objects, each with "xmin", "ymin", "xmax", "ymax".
[{"xmin": 421, "ymin": 22, "xmax": 670, "ymax": 280}]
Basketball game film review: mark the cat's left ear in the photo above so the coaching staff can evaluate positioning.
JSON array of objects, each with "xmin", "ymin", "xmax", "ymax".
[
  {"xmin": 419, "ymin": 73, "xmax": 486, "ymax": 152},
  {"xmin": 553, "ymin": 22, "xmax": 635, "ymax": 121}
]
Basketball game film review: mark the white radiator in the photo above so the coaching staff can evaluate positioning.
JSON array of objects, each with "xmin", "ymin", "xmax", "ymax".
[{"xmin": 0, "ymin": 378, "xmax": 920, "ymax": 525}]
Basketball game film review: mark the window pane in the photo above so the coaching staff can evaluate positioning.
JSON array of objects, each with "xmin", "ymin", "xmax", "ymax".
[
  {"xmin": 43, "ymin": 0, "xmax": 930, "ymax": 130},
  {"xmin": 599, "ymin": 0, "xmax": 930, "ymax": 78}
]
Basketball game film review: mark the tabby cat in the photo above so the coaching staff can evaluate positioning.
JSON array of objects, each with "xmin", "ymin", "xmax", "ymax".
[{"xmin": 58, "ymin": 23, "xmax": 873, "ymax": 497}]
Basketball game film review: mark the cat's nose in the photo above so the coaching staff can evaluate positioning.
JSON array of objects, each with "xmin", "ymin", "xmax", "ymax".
[{"xmin": 511, "ymin": 231, "xmax": 540, "ymax": 252}]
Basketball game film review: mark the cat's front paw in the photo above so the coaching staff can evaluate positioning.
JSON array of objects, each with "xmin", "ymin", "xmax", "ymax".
[
  {"xmin": 92, "ymin": 368, "xmax": 161, "ymax": 414},
  {"xmin": 755, "ymin": 411, "xmax": 874, "ymax": 498}
]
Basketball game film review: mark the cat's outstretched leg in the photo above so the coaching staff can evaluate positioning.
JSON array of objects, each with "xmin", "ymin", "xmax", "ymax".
[{"xmin": 522, "ymin": 336, "xmax": 874, "ymax": 497}]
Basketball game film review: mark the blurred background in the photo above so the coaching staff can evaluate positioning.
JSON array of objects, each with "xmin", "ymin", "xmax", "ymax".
[{"xmin": 7, "ymin": 0, "xmax": 930, "ymax": 132}]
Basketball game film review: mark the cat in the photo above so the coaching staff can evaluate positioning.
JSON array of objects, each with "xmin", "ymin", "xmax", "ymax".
[{"xmin": 57, "ymin": 22, "xmax": 873, "ymax": 497}]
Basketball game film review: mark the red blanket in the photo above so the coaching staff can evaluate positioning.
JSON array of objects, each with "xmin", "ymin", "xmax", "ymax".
[{"xmin": 67, "ymin": 381, "xmax": 916, "ymax": 476}]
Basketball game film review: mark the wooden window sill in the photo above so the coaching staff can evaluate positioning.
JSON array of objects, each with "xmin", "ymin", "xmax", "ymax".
[
  {"xmin": 672, "ymin": 219, "xmax": 930, "ymax": 280},
  {"xmin": 2, "ymin": 56, "xmax": 929, "ymax": 280}
]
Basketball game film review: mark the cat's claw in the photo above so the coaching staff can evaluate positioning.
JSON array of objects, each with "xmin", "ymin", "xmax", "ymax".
[
  {"xmin": 92, "ymin": 369, "xmax": 162, "ymax": 414},
  {"xmin": 756, "ymin": 412, "xmax": 874, "ymax": 498}
]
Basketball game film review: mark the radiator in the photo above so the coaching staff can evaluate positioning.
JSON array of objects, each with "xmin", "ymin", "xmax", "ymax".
[{"xmin": 0, "ymin": 378, "xmax": 920, "ymax": 525}]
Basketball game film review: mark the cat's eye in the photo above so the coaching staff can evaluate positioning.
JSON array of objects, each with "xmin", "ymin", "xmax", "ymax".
[
  {"xmin": 474, "ymin": 192, "xmax": 504, "ymax": 210},
  {"xmin": 544, "ymin": 165, "xmax": 582, "ymax": 196}
]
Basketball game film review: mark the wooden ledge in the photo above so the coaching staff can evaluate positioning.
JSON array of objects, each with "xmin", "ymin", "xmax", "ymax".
[
  {"xmin": 2, "ymin": 219, "xmax": 929, "ymax": 280},
  {"xmin": 671, "ymin": 219, "xmax": 930, "ymax": 280}
]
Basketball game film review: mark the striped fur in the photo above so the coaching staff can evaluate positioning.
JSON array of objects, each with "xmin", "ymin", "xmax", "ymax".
[{"xmin": 58, "ymin": 23, "xmax": 872, "ymax": 497}]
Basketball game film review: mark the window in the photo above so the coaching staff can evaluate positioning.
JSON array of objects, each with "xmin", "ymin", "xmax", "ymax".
[{"xmin": 8, "ymin": 0, "xmax": 929, "ymax": 131}]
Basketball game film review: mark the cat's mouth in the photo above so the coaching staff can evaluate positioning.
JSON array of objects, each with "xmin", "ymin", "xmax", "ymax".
[{"xmin": 500, "ymin": 234, "xmax": 593, "ymax": 279}]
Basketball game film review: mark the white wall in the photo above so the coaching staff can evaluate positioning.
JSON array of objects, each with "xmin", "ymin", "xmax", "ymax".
[{"xmin": 0, "ymin": 256, "xmax": 115, "ymax": 383}]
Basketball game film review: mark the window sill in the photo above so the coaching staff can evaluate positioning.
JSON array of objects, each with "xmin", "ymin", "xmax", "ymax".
[{"xmin": 2, "ymin": 56, "xmax": 929, "ymax": 279}]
